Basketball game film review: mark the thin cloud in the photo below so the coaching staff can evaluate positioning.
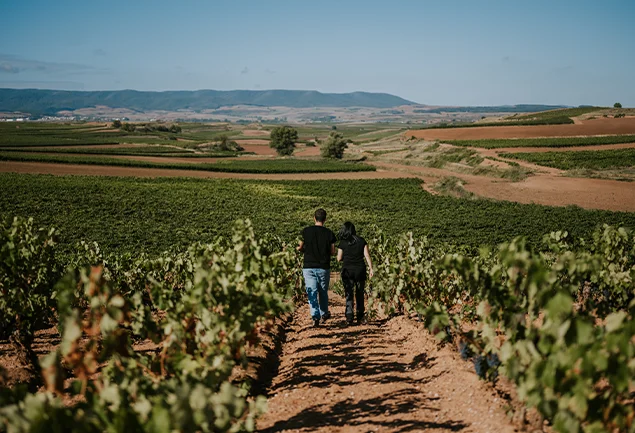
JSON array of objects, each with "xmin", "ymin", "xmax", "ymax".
[
  {"xmin": 93, "ymin": 48, "xmax": 107, "ymax": 56},
  {"xmin": 0, "ymin": 54, "xmax": 111, "ymax": 76},
  {"xmin": 241, "ymin": 66, "xmax": 249, "ymax": 75},
  {"xmin": 0, "ymin": 63, "xmax": 20, "ymax": 74}
]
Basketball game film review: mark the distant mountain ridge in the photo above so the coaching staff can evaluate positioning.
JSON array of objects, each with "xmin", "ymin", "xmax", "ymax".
[{"xmin": 0, "ymin": 88, "xmax": 417, "ymax": 115}]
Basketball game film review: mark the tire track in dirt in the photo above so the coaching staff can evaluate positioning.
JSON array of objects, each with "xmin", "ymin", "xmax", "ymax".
[{"xmin": 257, "ymin": 294, "xmax": 515, "ymax": 433}]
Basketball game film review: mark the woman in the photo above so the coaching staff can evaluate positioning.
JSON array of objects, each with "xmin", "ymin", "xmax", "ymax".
[{"xmin": 337, "ymin": 222, "xmax": 374, "ymax": 325}]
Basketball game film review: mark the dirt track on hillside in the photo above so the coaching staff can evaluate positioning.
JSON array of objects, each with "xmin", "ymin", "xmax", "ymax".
[
  {"xmin": 257, "ymin": 294, "xmax": 516, "ymax": 433},
  {"xmin": 406, "ymin": 117, "xmax": 635, "ymax": 140}
]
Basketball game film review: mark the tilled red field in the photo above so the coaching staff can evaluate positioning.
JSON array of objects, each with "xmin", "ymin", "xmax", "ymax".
[{"xmin": 406, "ymin": 117, "xmax": 635, "ymax": 140}]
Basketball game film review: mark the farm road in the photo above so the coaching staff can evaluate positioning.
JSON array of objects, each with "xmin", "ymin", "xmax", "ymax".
[{"xmin": 257, "ymin": 294, "xmax": 515, "ymax": 433}]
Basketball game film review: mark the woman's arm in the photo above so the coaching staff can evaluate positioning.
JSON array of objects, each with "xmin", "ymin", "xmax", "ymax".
[
  {"xmin": 363, "ymin": 244, "xmax": 374, "ymax": 278},
  {"xmin": 337, "ymin": 248, "xmax": 343, "ymax": 262}
]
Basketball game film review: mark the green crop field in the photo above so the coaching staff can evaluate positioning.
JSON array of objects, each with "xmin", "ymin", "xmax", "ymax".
[
  {"xmin": 0, "ymin": 152, "xmax": 374, "ymax": 173},
  {"xmin": 0, "ymin": 145, "xmax": 238, "ymax": 158},
  {"xmin": 507, "ymin": 106, "xmax": 601, "ymax": 121},
  {"xmin": 501, "ymin": 148, "xmax": 635, "ymax": 170},
  {"xmin": 445, "ymin": 134, "xmax": 635, "ymax": 149},
  {"xmin": 1, "ymin": 173, "xmax": 633, "ymax": 255}
]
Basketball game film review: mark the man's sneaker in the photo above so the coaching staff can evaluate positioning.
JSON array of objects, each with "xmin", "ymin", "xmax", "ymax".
[
  {"xmin": 313, "ymin": 319, "xmax": 320, "ymax": 328},
  {"xmin": 321, "ymin": 312, "xmax": 331, "ymax": 322}
]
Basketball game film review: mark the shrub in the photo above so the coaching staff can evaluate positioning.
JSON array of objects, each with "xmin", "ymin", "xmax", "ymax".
[
  {"xmin": 212, "ymin": 135, "xmax": 244, "ymax": 152},
  {"xmin": 121, "ymin": 123, "xmax": 136, "ymax": 132},
  {"xmin": 320, "ymin": 132, "xmax": 349, "ymax": 159}
]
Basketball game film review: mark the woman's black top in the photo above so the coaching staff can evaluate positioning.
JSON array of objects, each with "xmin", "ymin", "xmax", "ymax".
[{"xmin": 339, "ymin": 236, "xmax": 367, "ymax": 280}]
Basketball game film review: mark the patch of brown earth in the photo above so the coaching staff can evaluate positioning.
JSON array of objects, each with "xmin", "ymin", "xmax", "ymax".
[
  {"xmin": 242, "ymin": 130, "xmax": 271, "ymax": 137},
  {"xmin": 406, "ymin": 117, "xmax": 635, "ymax": 140},
  {"xmin": 240, "ymin": 144, "xmax": 277, "ymax": 156},
  {"xmin": 235, "ymin": 139, "xmax": 270, "ymax": 145},
  {"xmin": 372, "ymin": 162, "xmax": 635, "ymax": 212},
  {"xmin": 257, "ymin": 294, "xmax": 515, "ymax": 433}
]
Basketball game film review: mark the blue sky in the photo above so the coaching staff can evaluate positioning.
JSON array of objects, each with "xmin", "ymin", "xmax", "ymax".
[{"xmin": 1, "ymin": 0, "xmax": 634, "ymax": 106}]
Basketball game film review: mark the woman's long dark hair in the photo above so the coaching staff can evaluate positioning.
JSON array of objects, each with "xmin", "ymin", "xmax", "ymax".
[{"xmin": 339, "ymin": 221, "xmax": 358, "ymax": 245}]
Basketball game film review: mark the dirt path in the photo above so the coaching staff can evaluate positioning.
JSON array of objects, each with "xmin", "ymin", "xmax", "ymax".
[{"xmin": 257, "ymin": 294, "xmax": 515, "ymax": 433}]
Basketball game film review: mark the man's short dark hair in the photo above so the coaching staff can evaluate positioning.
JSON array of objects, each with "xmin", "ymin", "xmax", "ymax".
[{"xmin": 314, "ymin": 208, "xmax": 327, "ymax": 223}]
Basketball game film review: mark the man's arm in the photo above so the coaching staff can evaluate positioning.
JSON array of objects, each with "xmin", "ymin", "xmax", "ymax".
[{"xmin": 363, "ymin": 244, "xmax": 374, "ymax": 278}]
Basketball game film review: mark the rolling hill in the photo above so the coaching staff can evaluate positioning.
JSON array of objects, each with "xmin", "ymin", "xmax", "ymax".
[{"xmin": 0, "ymin": 89, "xmax": 417, "ymax": 115}]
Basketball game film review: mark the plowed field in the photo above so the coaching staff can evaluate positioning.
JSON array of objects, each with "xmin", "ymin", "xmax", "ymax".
[{"xmin": 406, "ymin": 117, "xmax": 635, "ymax": 140}]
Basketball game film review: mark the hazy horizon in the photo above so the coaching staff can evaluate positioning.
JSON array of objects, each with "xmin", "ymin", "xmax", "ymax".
[{"xmin": 2, "ymin": 0, "xmax": 634, "ymax": 107}]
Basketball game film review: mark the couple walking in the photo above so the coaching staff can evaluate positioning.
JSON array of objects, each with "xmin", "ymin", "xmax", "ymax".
[{"xmin": 297, "ymin": 208, "xmax": 374, "ymax": 327}]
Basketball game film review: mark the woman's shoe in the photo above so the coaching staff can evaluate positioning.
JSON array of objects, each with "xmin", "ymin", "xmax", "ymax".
[{"xmin": 313, "ymin": 319, "xmax": 320, "ymax": 328}]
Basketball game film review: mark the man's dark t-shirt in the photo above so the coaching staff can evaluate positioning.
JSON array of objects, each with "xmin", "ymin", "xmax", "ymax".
[
  {"xmin": 302, "ymin": 226, "xmax": 336, "ymax": 269},
  {"xmin": 338, "ymin": 236, "xmax": 367, "ymax": 275}
]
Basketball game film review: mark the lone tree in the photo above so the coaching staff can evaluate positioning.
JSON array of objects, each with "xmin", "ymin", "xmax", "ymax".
[
  {"xmin": 111, "ymin": 119, "xmax": 122, "ymax": 128},
  {"xmin": 614, "ymin": 102, "xmax": 622, "ymax": 108},
  {"xmin": 320, "ymin": 131, "xmax": 349, "ymax": 159},
  {"xmin": 269, "ymin": 126, "xmax": 298, "ymax": 156}
]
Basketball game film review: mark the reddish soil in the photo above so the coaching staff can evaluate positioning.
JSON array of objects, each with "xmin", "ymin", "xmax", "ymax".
[
  {"xmin": 240, "ymin": 144, "xmax": 277, "ymax": 156},
  {"xmin": 257, "ymin": 294, "xmax": 515, "ymax": 433},
  {"xmin": 296, "ymin": 145, "xmax": 322, "ymax": 157},
  {"xmin": 242, "ymin": 130, "xmax": 271, "ymax": 137},
  {"xmin": 238, "ymin": 142, "xmax": 321, "ymax": 157},
  {"xmin": 372, "ymin": 162, "xmax": 635, "ymax": 212},
  {"xmin": 406, "ymin": 117, "xmax": 635, "ymax": 140},
  {"xmin": 0, "ymin": 161, "xmax": 414, "ymax": 181},
  {"xmin": 235, "ymin": 139, "xmax": 270, "ymax": 145}
]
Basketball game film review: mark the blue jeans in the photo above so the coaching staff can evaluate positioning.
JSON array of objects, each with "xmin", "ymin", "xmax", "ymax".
[{"xmin": 303, "ymin": 268, "xmax": 330, "ymax": 320}]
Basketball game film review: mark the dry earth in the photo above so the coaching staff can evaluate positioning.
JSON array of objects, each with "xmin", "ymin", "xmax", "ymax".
[
  {"xmin": 406, "ymin": 117, "xmax": 635, "ymax": 140},
  {"xmin": 257, "ymin": 293, "xmax": 516, "ymax": 433},
  {"xmin": 372, "ymin": 162, "xmax": 635, "ymax": 212}
]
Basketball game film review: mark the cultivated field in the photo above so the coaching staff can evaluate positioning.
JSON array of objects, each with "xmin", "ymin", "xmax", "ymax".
[
  {"xmin": 1, "ymin": 111, "xmax": 634, "ymax": 433},
  {"xmin": 406, "ymin": 116, "xmax": 635, "ymax": 140}
]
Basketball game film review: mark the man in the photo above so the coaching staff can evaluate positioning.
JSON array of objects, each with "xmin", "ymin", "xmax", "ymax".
[{"xmin": 297, "ymin": 208, "xmax": 336, "ymax": 327}]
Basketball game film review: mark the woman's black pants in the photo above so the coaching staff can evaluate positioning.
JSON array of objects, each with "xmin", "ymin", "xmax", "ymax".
[{"xmin": 341, "ymin": 268, "xmax": 366, "ymax": 321}]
